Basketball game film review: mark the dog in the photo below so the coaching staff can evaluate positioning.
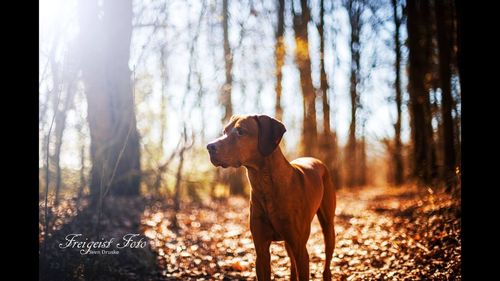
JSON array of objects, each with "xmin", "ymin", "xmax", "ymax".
[{"xmin": 207, "ymin": 114, "xmax": 336, "ymax": 281}]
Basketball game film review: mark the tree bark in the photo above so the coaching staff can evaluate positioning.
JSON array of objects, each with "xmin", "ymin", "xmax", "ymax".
[
  {"xmin": 317, "ymin": 0, "xmax": 339, "ymax": 188},
  {"xmin": 319, "ymin": 0, "xmax": 330, "ymax": 136},
  {"xmin": 435, "ymin": 0, "xmax": 456, "ymax": 191},
  {"xmin": 154, "ymin": 47, "xmax": 169, "ymax": 192},
  {"xmin": 76, "ymin": 138, "xmax": 87, "ymax": 209},
  {"xmin": 422, "ymin": 0, "xmax": 438, "ymax": 183},
  {"xmin": 221, "ymin": 0, "xmax": 245, "ymax": 196},
  {"xmin": 78, "ymin": 0, "xmax": 141, "ymax": 199},
  {"xmin": 346, "ymin": 0, "xmax": 363, "ymax": 188},
  {"xmin": 222, "ymin": 0, "xmax": 233, "ymax": 123},
  {"xmin": 274, "ymin": 0, "xmax": 285, "ymax": 122},
  {"xmin": 391, "ymin": 0, "xmax": 404, "ymax": 186},
  {"xmin": 53, "ymin": 85, "xmax": 75, "ymax": 205},
  {"xmin": 293, "ymin": 0, "xmax": 317, "ymax": 157},
  {"xmin": 454, "ymin": 0, "xmax": 463, "ymax": 99},
  {"xmin": 407, "ymin": 0, "xmax": 436, "ymax": 185},
  {"xmin": 358, "ymin": 128, "xmax": 367, "ymax": 186}
]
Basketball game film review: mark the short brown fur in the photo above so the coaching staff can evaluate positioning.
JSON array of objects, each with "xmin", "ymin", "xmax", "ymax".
[{"xmin": 207, "ymin": 114, "xmax": 336, "ymax": 281}]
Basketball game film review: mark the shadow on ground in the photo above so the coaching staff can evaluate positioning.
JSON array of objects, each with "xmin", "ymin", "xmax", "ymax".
[{"xmin": 39, "ymin": 197, "xmax": 160, "ymax": 281}]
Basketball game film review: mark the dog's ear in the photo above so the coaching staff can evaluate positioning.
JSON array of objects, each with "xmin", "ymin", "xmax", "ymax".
[{"xmin": 254, "ymin": 115, "xmax": 286, "ymax": 156}]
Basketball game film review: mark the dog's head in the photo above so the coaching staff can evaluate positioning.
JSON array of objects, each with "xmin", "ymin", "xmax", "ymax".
[{"xmin": 206, "ymin": 114, "xmax": 286, "ymax": 168}]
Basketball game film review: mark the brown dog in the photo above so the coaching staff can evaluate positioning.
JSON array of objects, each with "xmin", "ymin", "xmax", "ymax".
[{"xmin": 207, "ymin": 114, "xmax": 336, "ymax": 281}]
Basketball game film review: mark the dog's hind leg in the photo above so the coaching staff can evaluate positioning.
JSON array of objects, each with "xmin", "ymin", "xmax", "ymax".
[{"xmin": 316, "ymin": 171, "xmax": 336, "ymax": 281}]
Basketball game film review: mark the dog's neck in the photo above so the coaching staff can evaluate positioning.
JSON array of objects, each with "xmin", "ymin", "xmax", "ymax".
[{"xmin": 245, "ymin": 147, "xmax": 293, "ymax": 194}]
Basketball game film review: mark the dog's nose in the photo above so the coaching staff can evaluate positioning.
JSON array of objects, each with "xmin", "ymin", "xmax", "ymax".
[{"xmin": 207, "ymin": 143, "xmax": 217, "ymax": 153}]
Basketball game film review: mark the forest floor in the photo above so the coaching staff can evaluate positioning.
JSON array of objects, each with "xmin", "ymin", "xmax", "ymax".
[{"xmin": 39, "ymin": 185, "xmax": 461, "ymax": 280}]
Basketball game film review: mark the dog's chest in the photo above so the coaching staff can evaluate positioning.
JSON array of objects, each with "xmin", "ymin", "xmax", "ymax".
[
  {"xmin": 248, "ymin": 172, "xmax": 290, "ymax": 239},
  {"xmin": 250, "ymin": 176, "xmax": 279, "ymax": 214},
  {"xmin": 254, "ymin": 202, "xmax": 285, "ymax": 241},
  {"xmin": 252, "ymin": 191, "xmax": 289, "ymax": 241}
]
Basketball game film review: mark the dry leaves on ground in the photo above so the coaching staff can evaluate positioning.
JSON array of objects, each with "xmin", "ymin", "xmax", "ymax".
[{"xmin": 141, "ymin": 186, "xmax": 461, "ymax": 280}]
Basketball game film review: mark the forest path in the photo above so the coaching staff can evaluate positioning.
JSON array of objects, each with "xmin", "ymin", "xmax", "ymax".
[{"xmin": 141, "ymin": 185, "xmax": 461, "ymax": 280}]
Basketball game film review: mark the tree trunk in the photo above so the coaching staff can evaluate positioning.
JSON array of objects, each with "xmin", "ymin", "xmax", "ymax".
[
  {"xmin": 422, "ymin": 0, "xmax": 438, "ymax": 183},
  {"xmin": 154, "ymin": 47, "xmax": 169, "ymax": 192},
  {"xmin": 173, "ymin": 149, "xmax": 184, "ymax": 214},
  {"xmin": 407, "ymin": 0, "xmax": 436, "ymax": 185},
  {"xmin": 221, "ymin": 0, "xmax": 245, "ymax": 196},
  {"xmin": 76, "ymin": 139, "xmax": 87, "ymax": 209},
  {"xmin": 330, "ymin": 132, "xmax": 341, "ymax": 189},
  {"xmin": 274, "ymin": 0, "xmax": 285, "ymax": 122},
  {"xmin": 358, "ymin": 130, "xmax": 367, "ymax": 186},
  {"xmin": 317, "ymin": 0, "xmax": 339, "ymax": 188},
  {"xmin": 454, "ymin": 0, "xmax": 463, "ymax": 99},
  {"xmin": 78, "ymin": 0, "xmax": 141, "ymax": 199},
  {"xmin": 293, "ymin": 0, "xmax": 317, "ymax": 157},
  {"xmin": 53, "ymin": 60, "xmax": 78, "ymax": 204},
  {"xmin": 391, "ymin": 0, "xmax": 404, "ymax": 186},
  {"xmin": 319, "ymin": 0, "xmax": 330, "ymax": 138},
  {"xmin": 346, "ymin": 0, "xmax": 362, "ymax": 188},
  {"xmin": 435, "ymin": 0, "xmax": 456, "ymax": 191},
  {"xmin": 222, "ymin": 0, "xmax": 233, "ymax": 123},
  {"xmin": 53, "ymin": 88, "xmax": 75, "ymax": 205}
]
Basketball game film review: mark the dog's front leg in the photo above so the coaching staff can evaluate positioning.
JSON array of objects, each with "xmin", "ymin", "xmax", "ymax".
[
  {"xmin": 254, "ymin": 239, "xmax": 271, "ymax": 281},
  {"xmin": 250, "ymin": 209, "xmax": 273, "ymax": 281}
]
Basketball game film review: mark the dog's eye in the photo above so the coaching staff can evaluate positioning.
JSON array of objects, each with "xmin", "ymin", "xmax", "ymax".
[{"xmin": 236, "ymin": 128, "xmax": 244, "ymax": 136}]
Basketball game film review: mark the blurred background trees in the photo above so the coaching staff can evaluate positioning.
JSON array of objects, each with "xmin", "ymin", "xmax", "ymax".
[
  {"xmin": 77, "ymin": 0, "xmax": 142, "ymax": 200},
  {"xmin": 39, "ymin": 0, "xmax": 462, "ymax": 206}
]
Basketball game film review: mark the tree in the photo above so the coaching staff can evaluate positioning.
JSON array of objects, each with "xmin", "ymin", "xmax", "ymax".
[
  {"xmin": 154, "ymin": 46, "xmax": 169, "ymax": 193},
  {"xmin": 75, "ymin": 122, "xmax": 87, "ymax": 210},
  {"xmin": 53, "ymin": 46, "xmax": 78, "ymax": 205},
  {"xmin": 293, "ymin": 0, "xmax": 318, "ymax": 157},
  {"xmin": 77, "ymin": 0, "xmax": 141, "ymax": 199},
  {"xmin": 391, "ymin": 0, "xmax": 404, "ymax": 186},
  {"xmin": 274, "ymin": 0, "xmax": 285, "ymax": 122},
  {"xmin": 172, "ymin": 125, "xmax": 195, "ymax": 229},
  {"xmin": 317, "ymin": 0, "xmax": 340, "ymax": 189},
  {"xmin": 454, "ymin": 0, "xmax": 463, "ymax": 99},
  {"xmin": 53, "ymin": 79, "xmax": 76, "ymax": 205},
  {"xmin": 406, "ymin": 0, "xmax": 437, "ymax": 185},
  {"xmin": 358, "ymin": 121, "xmax": 367, "ymax": 186},
  {"xmin": 221, "ymin": 0, "xmax": 246, "ymax": 196},
  {"xmin": 345, "ymin": 0, "xmax": 364, "ymax": 188},
  {"xmin": 435, "ymin": 0, "xmax": 456, "ymax": 190}
]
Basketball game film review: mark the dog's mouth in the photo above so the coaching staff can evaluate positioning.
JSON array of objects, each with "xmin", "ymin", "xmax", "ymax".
[{"xmin": 208, "ymin": 153, "xmax": 228, "ymax": 168}]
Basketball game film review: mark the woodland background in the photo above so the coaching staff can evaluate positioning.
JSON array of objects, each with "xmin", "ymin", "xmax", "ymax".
[{"xmin": 39, "ymin": 0, "xmax": 462, "ymax": 280}]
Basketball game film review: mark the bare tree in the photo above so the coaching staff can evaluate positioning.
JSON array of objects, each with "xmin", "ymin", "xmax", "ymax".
[
  {"xmin": 407, "ymin": 0, "xmax": 437, "ymax": 185},
  {"xmin": 153, "ymin": 45, "xmax": 169, "ymax": 193},
  {"xmin": 293, "ymin": 0, "xmax": 318, "ymax": 157},
  {"xmin": 435, "ymin": 0, "xmax": 456, "ymax": 191},
  {"xmin": 77, "ymin": 0, "xmax": 141, "ymax": 199},
  {"xmin": 454, "ymin": 0, "xmax": 463, "ymax": 98},
  {"xmin": 221, "ymin": 0, "xmax": 233, "ymax": 124},
  {"xmin": 358, "ymin": 120, "xmax": 367, "ymax": 186},
  {"xmin": 391, "ymin": 0, "xmax": 404, "ymax": 186},
  {"xmin": 345, "ymin": 0, "xmax": 364, "ymax": 188},
  {"xmin": 75, "ymin": 97, "xmax": 89, "ymax": 210},
  {"xmin": 274, "ymin": 0, "xmax": 285, "ymax": 122},
  {"xmin": 76, "ymin": 127, "xmax": 87, "ymax": 210},
  {"xmin": 221, "ymin": 0, "xmax": 245, "ymax": 196},
  {"xmin": 53, "ymin": 60, "xmax": 77, "ymax": 205},
  {"xmin": 172, "ymin": 125, "xmax": 195, "ymax": 229},
  {"xmin": 317, "ymin": 0, "xmax": 340, "ymax": 189},
  {"xmin": 42, "ymin": 89, "xmax": 60, "ymax": 256}
]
